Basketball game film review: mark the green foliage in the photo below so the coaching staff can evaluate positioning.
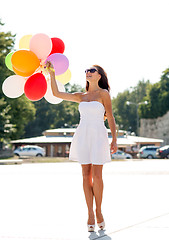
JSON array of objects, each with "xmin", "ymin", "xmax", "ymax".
[
  {"xmin": 0, "ymin": 98, "xmax": 15, "ymax": 142},
  {"xmin": 139, "ymin": 69, "xmax": 169, "ymax": 118},
  {"xmin": 0, "ymin": 20, "xmax": 36, "ymax": 141},
  {"xmin": 112, "ymin": 80, "xmax": 151, "ymax": 133},
  {"xmin": 65, "ymin": 82, "xmax": 85, "ymax": 93},
  {"xmin": 112, "ymin": 68, "xmax": 169, "ymax": 134},
  {"xmin": 7, "ymin": 96, "xmax": 36, "ymax": 139},
  {"xmin": 0, "ymin": 20, "xmax": 15, "ymax": 97},
  {"xmin": 112, "ymin": 90, "xmax": 130, "ymax": 130}
]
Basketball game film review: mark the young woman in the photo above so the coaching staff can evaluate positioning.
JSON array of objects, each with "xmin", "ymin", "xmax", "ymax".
[{"xmin": 46, "ymin": 62, "xmax": 117, "ymax": 232}]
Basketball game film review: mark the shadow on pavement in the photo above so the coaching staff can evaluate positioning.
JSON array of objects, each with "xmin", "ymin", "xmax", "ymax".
[{"xmin": 89, "ymin": 230, "xmax": 112, "ymax": 240}]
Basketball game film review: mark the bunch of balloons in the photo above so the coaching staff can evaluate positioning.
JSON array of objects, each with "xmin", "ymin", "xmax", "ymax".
[{"xmin": 2, "ymin": 33, "xmax": 71, "ymax": 104}]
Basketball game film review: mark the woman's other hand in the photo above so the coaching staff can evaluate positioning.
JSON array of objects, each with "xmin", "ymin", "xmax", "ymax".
[{"xmin": 110, "ymin": 141, "xmax": 117, "ymax": 154}]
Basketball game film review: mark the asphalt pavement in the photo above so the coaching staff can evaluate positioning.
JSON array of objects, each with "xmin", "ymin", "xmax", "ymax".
[{"xmin": 0, "ymin": 159, "xmax": 169, "ymax": 239}]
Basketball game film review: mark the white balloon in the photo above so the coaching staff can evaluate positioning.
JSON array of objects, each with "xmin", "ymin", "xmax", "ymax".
[
  {"xmin": 44, "ymin": 79, "xmax": 65, "ymax": 104},
  {"xmin": 2, "ymin": 75, "xmax": 26, "ymax": 98}
]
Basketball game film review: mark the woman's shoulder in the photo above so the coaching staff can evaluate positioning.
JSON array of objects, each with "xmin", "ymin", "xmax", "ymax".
[
  {"xmin": 100, "ymin": 89, "xmax": 109, "ymax": 93},
  {"xmin": 100, "ymin": 89, "xmax": 111, "ymax": 103},
  {"xmin": 100, "ymin": 89, "xmax": 110, "ymax": 97}
]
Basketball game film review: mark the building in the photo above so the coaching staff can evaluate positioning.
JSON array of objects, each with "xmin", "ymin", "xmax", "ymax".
[{"xmin": 11, "ymin": 128, "xmax": 164, "ymax": 157}]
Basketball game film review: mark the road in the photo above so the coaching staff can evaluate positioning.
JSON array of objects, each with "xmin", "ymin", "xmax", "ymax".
[{"xmin": 0, "ymin": 160, "xmax": 169, "ymax": 239}]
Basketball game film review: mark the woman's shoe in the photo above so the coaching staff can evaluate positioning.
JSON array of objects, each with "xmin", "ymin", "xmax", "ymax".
[
  {"xmin": 97, "ymin": 221, "xmax": 105, "ymax": 230},
  {"xmin": 87, "ymin": 224, "xmax": 95, "ymax": 232}
]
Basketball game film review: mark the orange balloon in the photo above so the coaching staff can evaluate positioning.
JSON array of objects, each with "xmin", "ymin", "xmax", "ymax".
[
  {"xmin": 12, "ymin": 66, "xmax": 31, "ymax": 77},
  {"xmin": 11, "ymin": 50, "xmax": 40, "ymax": 77}
]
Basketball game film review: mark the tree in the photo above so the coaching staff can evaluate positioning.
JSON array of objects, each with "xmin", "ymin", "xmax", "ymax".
[
  {"xmin": 0, "ymin": 20, "xmax": 36, "ymax": 142},
  {"xmin": 7, "ymin": 96, "xmax": 36, "ymax": 139},
  {"xmin": 112, "ymin": 79, "xmax": 151, "ymax": 133},
  {"xmin": 112, "ymin": 90, "xmax": 130, "ymax": 130},
  {"xmin": 0, "ymin": 20, "xmax": 15, "ymax": 97},
  {"xmin": 0, "ymin": 99, "xmax": 15, "ymax": 148},
  {"xmin": 139, "ymin": 69, "xmax": 169, "ymax": 119}
]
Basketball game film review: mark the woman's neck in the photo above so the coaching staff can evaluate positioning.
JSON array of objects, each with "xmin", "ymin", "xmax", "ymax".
[{"xmin": 88, "ymin": 84, "xmax": 101, "ymax": 92}]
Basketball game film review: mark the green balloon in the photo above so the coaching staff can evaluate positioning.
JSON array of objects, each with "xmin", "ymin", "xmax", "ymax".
[{"xmin": 5, "ymin": 52, "xmax": 14, "ymax": 71}]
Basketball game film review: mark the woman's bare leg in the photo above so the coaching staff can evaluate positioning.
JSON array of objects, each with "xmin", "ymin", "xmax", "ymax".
[
  {"xmin": 92, "ymin": 165, "xmax": 104, "ymax": 223},
  {"xmin": 81, "ymin": 164, "xmax": 95, "ymax": 225}
]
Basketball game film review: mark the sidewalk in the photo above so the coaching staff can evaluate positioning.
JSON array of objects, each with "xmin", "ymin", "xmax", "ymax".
[{"xmin": 0, "ymin": 160, "xmax": 169, "ymax": 239}]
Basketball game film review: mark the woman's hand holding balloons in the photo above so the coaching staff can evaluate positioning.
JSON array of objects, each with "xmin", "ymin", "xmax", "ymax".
[
  {"xmin": 46, "ymin": 61, "xmax": 60, "ymax": 99},
  {"xmin": 46, "ymin": 61, "xmax": 55, "ymax": 75}
]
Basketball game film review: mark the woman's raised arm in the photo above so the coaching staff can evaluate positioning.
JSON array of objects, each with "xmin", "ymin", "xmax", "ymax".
[{"xmin": 46, "ymin": 61, "xmax": 82, "ymax": 103}]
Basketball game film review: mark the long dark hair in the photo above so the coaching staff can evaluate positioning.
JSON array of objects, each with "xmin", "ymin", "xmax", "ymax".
[{"xmin": 86, "ymin": 65, "xmax": 110, "ymax": 92}]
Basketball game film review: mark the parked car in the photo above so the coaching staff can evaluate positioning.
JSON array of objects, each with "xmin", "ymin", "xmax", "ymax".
[
  {"xmin": 156, "ymin": 145, "xmax": 169, "ymax": 159},
  {"xmin": 137, "ymin": 146, "xmax": 159, "ymax": 159},
  {"xmin": 111, "ymin": 150, "xmax": 132, "ymax": 159},
  {"xmin": 14, "ymin": 145, "xmax": 45, "ymax": 157}
]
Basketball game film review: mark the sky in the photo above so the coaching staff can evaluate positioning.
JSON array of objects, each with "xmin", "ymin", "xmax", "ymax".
[{"xmin": 1, "ymin": 0, "xmax": 169, "ymax": 97}]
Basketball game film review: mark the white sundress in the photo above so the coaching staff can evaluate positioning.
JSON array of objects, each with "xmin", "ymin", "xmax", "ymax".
[{"xmin": 69, "ymin": 101, "xmax": 111, "ymax": 165}]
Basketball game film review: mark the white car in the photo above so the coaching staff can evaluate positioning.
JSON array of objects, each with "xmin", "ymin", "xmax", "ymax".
[
  {"xmin": 111, "ymin": 150, "xmax": 132, "ymax": 159},
  {"xmin": 14, "ymin": 145, "xmax": 45, "ymax": 157}
]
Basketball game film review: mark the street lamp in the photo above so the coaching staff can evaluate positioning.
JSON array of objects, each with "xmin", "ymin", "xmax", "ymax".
[{"xmin": 126, "ymin": 100, "xmax": 148, "ymax": 136}]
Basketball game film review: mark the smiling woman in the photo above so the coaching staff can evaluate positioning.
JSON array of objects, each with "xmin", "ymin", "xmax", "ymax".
[
  {"xmin": 46, "ymin": 61, "xmax": 117, "ymax": 232},
  {"xmin": 85, "ymin": 65, "xmax": 110, "ymax": 92}
]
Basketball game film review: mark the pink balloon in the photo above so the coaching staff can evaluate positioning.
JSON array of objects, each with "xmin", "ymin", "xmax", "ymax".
[
  {"xmin": 30, "ymin": 33, "xmax": 52, "ymax": 60},
  {"xmin": 46, "ymin": 53, "xmax": 69, "ymax": 75}
]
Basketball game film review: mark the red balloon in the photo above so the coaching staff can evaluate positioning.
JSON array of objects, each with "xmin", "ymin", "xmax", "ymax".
[
  {"xmin": 50, "ymin": 38, "xmax": 65, "ymax": 55},
  {"xmin": 24, "ymin": 73, "xmax": 47, "ymax": 101}
]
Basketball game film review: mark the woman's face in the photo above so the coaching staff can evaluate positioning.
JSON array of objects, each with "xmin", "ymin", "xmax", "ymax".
[{"xmin": 85, "ymin": 67, "xmax": 101, "ymax": 83}]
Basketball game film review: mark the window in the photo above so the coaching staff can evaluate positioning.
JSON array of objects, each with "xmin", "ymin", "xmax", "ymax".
[{"xmin": 58, "ymin": 146, "xmax": 62, "ymax": 154}]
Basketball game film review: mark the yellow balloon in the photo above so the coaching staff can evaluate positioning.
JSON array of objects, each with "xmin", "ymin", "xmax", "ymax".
[
  {"xmin": 56, "ymin": 69, "xmax": 71, "ymax": 85},
  {"xmin": 19, "ymin": 35, "xmax": 32, "ymax": 49}
]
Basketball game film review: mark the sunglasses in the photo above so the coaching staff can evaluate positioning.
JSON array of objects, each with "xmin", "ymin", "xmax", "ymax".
[{"xmin": 85, "ymin": 68, "xmax": 98, "ymax": 74}]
